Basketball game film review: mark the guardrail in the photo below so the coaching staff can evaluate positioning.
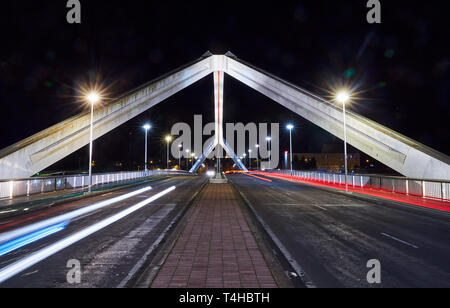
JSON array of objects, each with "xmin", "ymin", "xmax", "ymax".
[
  {"xmin": 266, "ymin": 170, "xmax": 450, "ymax": 202},
  {"xmin": 0, "ymin": 170, "xmax": 193, "ymax": 200}
]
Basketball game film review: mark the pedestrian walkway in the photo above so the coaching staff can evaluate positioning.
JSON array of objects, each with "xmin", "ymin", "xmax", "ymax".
[{"xmin": 151, "ymin": 184, "xmax": 277, "ymax": 288}]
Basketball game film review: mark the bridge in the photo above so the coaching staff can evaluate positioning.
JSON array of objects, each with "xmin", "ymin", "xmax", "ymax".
[
  {"xmin": 0, "ymin": 53, "xmax": 449, "ymax": 288},
  {"xmin": 0, "ymin": 52, "xmax": 449, "ymax": 180}
]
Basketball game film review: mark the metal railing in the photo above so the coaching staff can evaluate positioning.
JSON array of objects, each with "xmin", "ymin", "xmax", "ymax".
[
  {"xmin": 0, "ymin": 170, "xmax": 193, "ymax": 200},
  {"xmin": 266, "ymin": 170, "xmax": 450, "ymax": 202}
]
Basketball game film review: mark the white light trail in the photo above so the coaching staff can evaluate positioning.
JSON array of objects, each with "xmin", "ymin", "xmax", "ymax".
[
  {"xmin": 0, "ymin": 186, "xmax": 175, "ymax": 284},
  {"xmin": 0, "ymin": 186, "xmax": 152, "ymax": 245}
]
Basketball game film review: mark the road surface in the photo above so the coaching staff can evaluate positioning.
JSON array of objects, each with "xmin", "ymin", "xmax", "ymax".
[
  {"xmin": 229, "ymin": 173, "xmax": 450, "ymax": 288},
  {"xmin": 0, "ymin": 176, "xmax": 204, "ymax": 288}
]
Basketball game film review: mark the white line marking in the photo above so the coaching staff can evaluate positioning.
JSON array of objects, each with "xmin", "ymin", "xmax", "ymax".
[
  {"xmin": 311, "ymin": 204, "xmax": 328, "ymax": 211},
  {"xmin": 0, "ymin": 186, "xmax": 176, "ymax": 284},
  {"xmin": 381, "ymin": 233, "xmax": 419, "ymax": 249}
]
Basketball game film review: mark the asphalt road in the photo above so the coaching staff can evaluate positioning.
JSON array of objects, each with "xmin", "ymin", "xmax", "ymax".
[
  {"xmin": 228, "ymin": 173, "xmax": 450, "ymax": 288},
  {"xmin": 0, "ymin": 175, "xmax": 205, "ymax": 288}
]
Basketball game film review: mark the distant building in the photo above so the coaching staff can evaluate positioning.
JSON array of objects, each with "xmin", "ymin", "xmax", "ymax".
[{"xmin": 291, "ymin": 153, "xmax": 361, "ymax": 172}]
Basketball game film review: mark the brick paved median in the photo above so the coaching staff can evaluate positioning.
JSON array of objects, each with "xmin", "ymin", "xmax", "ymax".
[{"xmin": 151, "ymin": 183, "xmax": 277, "ymax": 288}]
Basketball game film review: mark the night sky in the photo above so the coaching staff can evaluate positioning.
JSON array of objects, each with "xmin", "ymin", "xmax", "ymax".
[{"xmin": 0, "ymin": 1, "xmax": 449, "ymax": 173}]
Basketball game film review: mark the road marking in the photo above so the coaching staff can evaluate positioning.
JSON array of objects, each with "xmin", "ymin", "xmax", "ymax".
[
  {"xmin": 0, "ymin": 186, "xmax": 175, "ymax": 284},
  {"xmin": 262, "ymin": 203, "xmax": 328, "ymax": 211},
  {"xmin": 310, "ymin": 204, "xmax": 328, "ymax": 211},
  {"xmin": 381, "ymin": 233, "xmax": 419, "ymax": 249}
]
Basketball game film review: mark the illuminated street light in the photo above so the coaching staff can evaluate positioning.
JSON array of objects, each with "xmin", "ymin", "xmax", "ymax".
[
  {"xmin": 86, "ymin": 92, "xmax": 100, "ymax": 193},
  {"xmin": 87, "ymin": 92, "xmax": 100, "ymax": 104},
  {"xmin": 255, "ymin": 144, "xmax": 260, "ymax": 170},
  {"xmin": 286, "ymin": 124, "xmax": 294, "ymax": 175},
  {"xmin": 248, "ymin": 149, "xmax": 252, "ymax": 170},
  {"xmin": 185, "ymin": 149, "xmax": 190, "ymax": 170},
  {"xmin": 336, "ymin": 91, "xmax": 350, "ymax": 105},
  {"xmin": 336, "ymin": 90, "xmax": 351, "ymax": 191},
  {"xmin": 165, "ymin": 136, "xmax": 172, "ymax": 170},
  {"xmin": 266, "ymin": 137, "xmax": 272, "ymax": 168},
  {"xmin": 178, "ymin": 144, "xmax": 182, "ymax": 170},
  {"xmin": 143, "ymin": 124, "xmax": 151, "ymax": 173}
]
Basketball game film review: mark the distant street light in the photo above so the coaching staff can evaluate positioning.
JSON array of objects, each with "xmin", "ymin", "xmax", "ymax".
[
  {"xmin": 165, "ymin": 136, "xmax": 172, "ymax": 170},
  {"xmin": 255, "ymin": 144, "xmax": 260, "ymax": 170},
  {"xmin": 185, "ymin": 149, "xmax": 190, "ymax": 170},
  {"xmin": 87, "ymin": 92, "xmax": 100, "ymax": 193},
  {"xmin": 336, "ymin": 90, "xmax": 351, "ymax": 191},
  {"xmin": 248, "ymin": 149, "xmax": 252, "ymax": 170},
  {"xmin": 178, "ymin": 144, "xmax": 182, "ymax": 170},
  {"xmin": 286, "ymin": 124, "xmax": 294, "ymax": 175},
  {"xmin": 266, "ymin": 137, "xmax": 272, "ymax": 169},
  {"xmin": 143, "ymin": 124, "xmax": 151, "ymax": 174}
]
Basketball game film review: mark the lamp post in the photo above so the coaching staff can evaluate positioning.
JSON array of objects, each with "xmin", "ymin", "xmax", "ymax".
[
  {"xmin": 336, "ymin": 90, "xmax": 350, "ymax": 191},
  {"xmin": 255, "ymin": 144, "xmax": 260, "ymax": 170},
  {"xmin": 266, "ymin": 137, "xmax": 272, "ymax": 169},
  {"xmin": 143, "ymin": 124, "xmax": 151, "ymax": 174},
  {"xmin": 185, "ymin": 149, "xmax": 190, "ymax": 170},
  {"xmin": 248, "ymin": 149, "xmax": 252, "ymax": 170},
  {"xmin": 286, "ymin": 124, "xmax": 294, "ymax": 175},
  {"xmin": 191, "ymin": 153, "xmax": 195, "ymax": 169},
  {"xmin": 87, "ymin": 92, "xmax": 100, "ymax": 193},
  {"xmin": 165, "ymin": 136, "xmax": 172, "ymax": 170},
  {"xmin": 178, "ymin": 144, "xmax": 182, "ymax": 170}
]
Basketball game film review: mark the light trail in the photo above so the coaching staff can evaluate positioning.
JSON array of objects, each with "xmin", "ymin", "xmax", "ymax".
[
  {"xmin": 0, "ymin": 222, "xmax": 68, "ymax": 257},
  {"xmin": 0, "ymin": 186, "xmax": 176, "ymax": 284},
  {"xmin": 0, "ymin": 186, "xmax": 152, "ymax": 245}
]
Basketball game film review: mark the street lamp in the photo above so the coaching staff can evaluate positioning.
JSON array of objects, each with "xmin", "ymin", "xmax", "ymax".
[
  {"xmin": 243, "ymin": 153, "xmax": 247, "ymax": 168},
  {"xmin": 143, "ymin": 124, "xmax": 151, "ymax": 174},
  {"xmin": 336, "ymin": 90, "xmax": 351, "ymax": 191},
  {"xmin": 248, "ymin": 149, "xmax": 252, "ymax": 170},
  {"xmin": 165, "ymin": 136, "xmax": 172, "ymax": 170},
  {"xmin": 266, "ymin": 137, "xmax": 272, "ymax": 169},
  {"xmin": 178, "ymin": 144, "xmax": 182, "ymax": 170},
  {"xmin": 255, "ymin": 144, "xmax": 260, "ymax": 170},
  {"xmin": 191, "ymin": 152, "xmax": 196, "ymax": 168},
  {"xmin": 87, "ymin": 92, "xmax": 100, "ymax": 193},
  {"xmin": 185, "ymin": 149, "xmax": 190, "ymax": 170},
  {"xmin": 286, "ymin": 124, "xmax": 294, "ymax": 175}
]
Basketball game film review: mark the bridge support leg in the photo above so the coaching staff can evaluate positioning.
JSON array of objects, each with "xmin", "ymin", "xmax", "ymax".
[{"xmin": 190, "ymin": 70, "xmax": 247, "ymax": 173}]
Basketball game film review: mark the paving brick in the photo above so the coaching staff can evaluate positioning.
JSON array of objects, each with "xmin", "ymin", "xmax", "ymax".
[{"xmin": 151, "ymin": 184, "xmax": 278, "ymax": 289}]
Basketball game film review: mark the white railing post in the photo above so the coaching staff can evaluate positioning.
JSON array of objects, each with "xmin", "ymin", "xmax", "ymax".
[{"xmin": 9, "ymin": 181, "xmax": 14, "ymax": 199}]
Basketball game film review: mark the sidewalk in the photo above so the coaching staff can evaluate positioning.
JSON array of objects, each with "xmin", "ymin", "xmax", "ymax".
[{"xmin": 151, "ymin": 184, "xmax": 277, "ymax": 288}]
